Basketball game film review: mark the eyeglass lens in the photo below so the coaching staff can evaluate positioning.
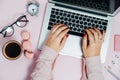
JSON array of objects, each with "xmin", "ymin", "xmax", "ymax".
[
  {"xmin": 16, "ymin": 15, "xmax": 29, "ymax": 28},
  {"xmin": 1, "ymin": 26, "xmax": 14, "ymax": 37}
]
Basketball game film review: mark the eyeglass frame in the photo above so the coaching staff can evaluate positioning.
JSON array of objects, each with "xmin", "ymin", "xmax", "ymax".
[{"xmin": 0, "ymin": 15, "xmax": 29, "ymax": 37}]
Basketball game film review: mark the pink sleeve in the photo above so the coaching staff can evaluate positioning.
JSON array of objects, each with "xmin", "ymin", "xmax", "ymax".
[
  {"xmin": 85, "ymin": 56, "xmax": 104, "ymax": 80},
  {"xmin": 31, "ymin": 45, "xmax": 58, "ymax": 80}
]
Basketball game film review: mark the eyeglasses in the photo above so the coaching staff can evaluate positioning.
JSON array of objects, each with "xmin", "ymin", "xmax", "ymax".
[{"xmin": 0, "ymin": 15, "xmax": 29, "ymax": 37}]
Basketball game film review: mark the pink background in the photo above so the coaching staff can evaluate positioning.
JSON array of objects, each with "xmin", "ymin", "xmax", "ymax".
[{"xmin": 0, "ymin": 0, "xmax": 120, "ymax": 80}]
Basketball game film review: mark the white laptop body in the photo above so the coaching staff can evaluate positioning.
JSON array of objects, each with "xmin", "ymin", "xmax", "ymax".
[{"xmin": 38, "ymin": 0, "xmax": 120, "ymax": 63}]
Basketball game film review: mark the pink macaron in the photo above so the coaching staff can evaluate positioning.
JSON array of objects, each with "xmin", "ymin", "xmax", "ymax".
[
  {"xmin": 22, "ymin": 40, "xmax": 32, "ymax": 51},
  {"xmin": 21, "ymin": 30, "xmax": 30, "ymax": 40},
  {"xmin": 24, "ymin": 51, "xmax": 34, "ymax": 59}
]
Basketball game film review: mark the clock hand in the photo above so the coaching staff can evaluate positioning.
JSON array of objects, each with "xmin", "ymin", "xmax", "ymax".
[{"xmin": 32, "ymin": 9, "xmax": 35, "ymax": 12}]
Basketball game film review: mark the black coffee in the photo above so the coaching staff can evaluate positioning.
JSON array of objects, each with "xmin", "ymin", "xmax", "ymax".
[{"xmin": 3, "ymin": 41, "xmax": 21, "ymax": 59}]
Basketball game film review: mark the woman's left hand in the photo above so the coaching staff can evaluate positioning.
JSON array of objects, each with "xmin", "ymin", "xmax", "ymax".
[{"xmin": 45, "ymin": 24, "xmax": 69, "ymax": 52}]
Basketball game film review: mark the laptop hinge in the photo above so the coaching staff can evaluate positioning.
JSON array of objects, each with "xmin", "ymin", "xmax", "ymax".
[{"xmin": 54, "ymin": 3, "xmax": 108, "ymax": 17}]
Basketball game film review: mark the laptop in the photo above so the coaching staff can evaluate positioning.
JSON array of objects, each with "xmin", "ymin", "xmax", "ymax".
[{"xmin": 38, "ymin": 0, "xmax": 120, "ymax": 63}]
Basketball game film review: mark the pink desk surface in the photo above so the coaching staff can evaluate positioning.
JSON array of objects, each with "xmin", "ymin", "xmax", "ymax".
[{"xmin": 0, "ymin": 0, "xmax": 120, "ymax": 80}]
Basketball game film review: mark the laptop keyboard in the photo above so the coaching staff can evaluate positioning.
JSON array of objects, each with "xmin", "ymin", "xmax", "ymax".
[{"xmin": 48, "ymin": 8, "xmax": 108, "ymax": 37}]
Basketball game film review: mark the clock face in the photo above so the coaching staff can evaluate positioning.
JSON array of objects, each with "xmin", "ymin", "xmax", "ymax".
[{"xmin": 27, "ymin": 3, "xmax": 39, "ymax": 16}]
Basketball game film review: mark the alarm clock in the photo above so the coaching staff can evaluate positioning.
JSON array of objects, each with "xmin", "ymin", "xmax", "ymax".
[{"xmin": 27, "ymin": 1, "xmax": 39, "ymax": 16}]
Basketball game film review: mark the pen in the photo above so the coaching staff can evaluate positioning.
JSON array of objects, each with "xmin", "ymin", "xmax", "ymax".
[{"xmin": 105, "ymin": 67, "xmax": 120, "ymax": 80}]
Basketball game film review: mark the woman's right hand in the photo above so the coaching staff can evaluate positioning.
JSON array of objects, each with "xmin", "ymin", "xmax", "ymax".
[{"xmin": 82, "ymin": 28, "xmax": 106, "ymax": 58}]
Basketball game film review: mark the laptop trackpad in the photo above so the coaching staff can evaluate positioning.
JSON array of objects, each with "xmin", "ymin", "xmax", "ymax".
[{"xmin": 60, "ymin": 35, "xmax": 83, "ymax": 58}]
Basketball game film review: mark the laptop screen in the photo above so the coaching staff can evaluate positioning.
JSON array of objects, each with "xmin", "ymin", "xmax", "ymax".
[{"xmin": 52, "ymin": 0, "xmax": 120, "ymax": 14}]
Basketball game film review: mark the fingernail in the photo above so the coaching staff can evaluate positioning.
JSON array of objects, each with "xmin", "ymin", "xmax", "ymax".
[
  {"xmin": 83, "ymin": 34, "xmax": 86, "ymax": 37},
  {"xmin": 67, "ymin": 26, "xmax": 69, "ymax": 28},
  {"xmin": 85, "ymin": 29, "xmax": 88, "ymax": 31},
  {"xmin": 102, "ymin": 30, "xmax": 106, "ymax": 33},
  {"xmin": 54, "ymin": 23, "xmax": 58, "ymax": 25},
  {"xmin": 66, "ymin": 27, "xmax": 69, "ymax": 30},
  {"xmin": 66, "ymin": 34, "xmax": 69, "ymax": 38},
  {"xmin": 104, "ymin": 30, "xmax": 106, "ymax": 33}
]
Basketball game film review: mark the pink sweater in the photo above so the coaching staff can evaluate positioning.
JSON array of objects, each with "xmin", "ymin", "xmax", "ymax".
[{"xmin": 31, "ymin": 45, "xmax": 104, "ymax": 80}]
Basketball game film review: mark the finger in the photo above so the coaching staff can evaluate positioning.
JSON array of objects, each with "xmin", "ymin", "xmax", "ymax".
[
  {"xmin": 51, "ymin": 24, "xmax": 64, "ymax": 33},
  {"xmin": 46, "ymin": 24, "xmax": 61, "ymax": 39},
  {"xmin": 86, "ymin": 29, "xmax": 94, "ymax": 44},
  {"xmin": 89, "ymin": 29, "xmax": 99, "ymax": 41},
  {"xmin": 82, "ymin": 34, "xmax": 88, "ymax": 52},
  {"xmin": 54, "ymin": 25, "xmax": 68, "ymax": 37},
  {"xmin": 102, "ymin": 30, "xmax": 106, "ymax": 41},
  {"xmin": 94, "ymin": 28, "xmax": 102, "ymax": 40},
  {"xmin": 57, "ymin": 28, "xmax": 69, "ymax": 41},
  {"xmin": 60, "ymin": 34, "xmax": 69, "ymax": 50}
]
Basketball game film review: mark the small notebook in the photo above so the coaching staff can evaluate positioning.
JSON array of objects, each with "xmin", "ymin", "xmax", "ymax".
[{"xmin": 114, "ymin": 35, "xmax": 120, "ymax": 52}]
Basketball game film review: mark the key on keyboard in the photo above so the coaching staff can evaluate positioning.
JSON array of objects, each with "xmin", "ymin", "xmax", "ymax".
[{"xmin": 48, "ymin": 8, "xmax": 108, "ymax": 37}]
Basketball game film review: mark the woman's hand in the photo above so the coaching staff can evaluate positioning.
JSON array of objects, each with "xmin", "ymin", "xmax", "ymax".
[
  {"xmin": 82, "ymin": 28, "xmax": 106, "ymax": 58},
  {"xmin": 45, "ymin": 24, "xmax": 69, "ymax": 52}
]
